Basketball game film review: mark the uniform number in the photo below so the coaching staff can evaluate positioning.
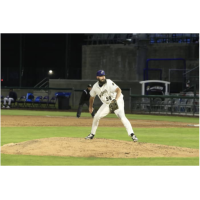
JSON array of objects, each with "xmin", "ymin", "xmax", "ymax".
[{"xmin": 106, "ymin": 96, "xmax": 112, "ymax": 101}]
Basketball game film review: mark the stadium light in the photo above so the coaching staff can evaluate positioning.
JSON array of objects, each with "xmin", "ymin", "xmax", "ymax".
[{"xmin": 48, "ymin": 70, "xmax": 53, "ymax": 75}]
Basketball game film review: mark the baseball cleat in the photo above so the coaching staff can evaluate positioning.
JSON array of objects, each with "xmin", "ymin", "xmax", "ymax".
[
  {"xmin": 131, "ymin": 133, "xmax": 138, "ymax": 142},
  {"xmin": 6, "ymin": 106, "xmax": 10, "ymax": 109},
  {"xmin": 2, "ymin": 105, "xmax": 6, "ymax": 108},
  {"xmin": 85, "ymin": 133, "xmax": 95, "ymax": 139}
]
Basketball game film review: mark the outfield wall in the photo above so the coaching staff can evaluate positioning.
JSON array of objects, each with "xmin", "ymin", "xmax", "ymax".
[
  {"xmin": 49, "ymin": 79, "xmax": 140, "ymax": 110},
  {"xmin": 82, "ymin": 43, "xmax": 199, "ymax": 82},
  {"xmin": 1, "ymin": 79, "xmax": 141, "ymax": 110}
]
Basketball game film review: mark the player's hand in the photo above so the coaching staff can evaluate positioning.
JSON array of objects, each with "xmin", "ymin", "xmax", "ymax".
[{"xmin": 89, "ymin": 107, "xmax": 93, "ymax": 114}]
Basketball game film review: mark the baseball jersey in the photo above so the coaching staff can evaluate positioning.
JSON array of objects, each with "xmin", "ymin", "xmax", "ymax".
[{"xmin": 90, "ymin": 79, "xmax": 123, "ymax": 104}]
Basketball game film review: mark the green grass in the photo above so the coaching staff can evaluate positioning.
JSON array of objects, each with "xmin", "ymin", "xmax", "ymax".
[
  {"xmin": 1, "ymin": 109, "xmax": 199, "ymax": 123},
  {"xmin": 1, "ymin": 154, "xmax": 198, "ymax": 166},
  {"xmin": 1, "ymin": 110, "xmax": 199, "ymax": 166},
  {"xmin": 1, "ymin": 126, "xmax": 199, "ymax": 148}
]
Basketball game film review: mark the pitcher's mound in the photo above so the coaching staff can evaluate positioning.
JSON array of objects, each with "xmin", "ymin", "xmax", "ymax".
[{"xmin": 1, "ymin": 137, "xmax": 198, "ymax": 158}]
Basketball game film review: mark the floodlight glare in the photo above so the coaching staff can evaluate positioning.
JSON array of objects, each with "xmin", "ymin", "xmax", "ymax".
[{"xmin": 49, "ymin": 70, "xmax": 53, "ymax": 74}]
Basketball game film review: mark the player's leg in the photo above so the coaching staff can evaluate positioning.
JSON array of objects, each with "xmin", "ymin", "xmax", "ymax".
[
  {"xmin": 114, "ymin": 98, "xmax": 138, "ymax": 142},
  {"xmin": 85, "ymin": 101, "xmax": 95, "ymax": 117},
  {"xmin": 3, "ymin": 98, "xmax": 8, "ymax": 108},
  {"xmin": 85, "ymin": 103, "xmax": 110, "ymax": 139},
  {"xmin": 7, "ymin": 98, "xmax": 14, "ymax": 108},
  {"xmin": 77, "ymin": 104, "xmax": 83, "ymax": 118}
]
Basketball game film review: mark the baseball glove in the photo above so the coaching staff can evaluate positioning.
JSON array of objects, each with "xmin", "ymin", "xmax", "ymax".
[{"xmin": 109, "ymin": 99, "xmax": 119, "ymax": 113}]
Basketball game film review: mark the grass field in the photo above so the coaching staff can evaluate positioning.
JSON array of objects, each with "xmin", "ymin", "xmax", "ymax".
[
  {"xmin": 1, "ymin": 110, "xmax": 199, "ymax": 166},
  {"xmin": 1, "ymin": 109, "xmax": 199, "ymax": 123}
]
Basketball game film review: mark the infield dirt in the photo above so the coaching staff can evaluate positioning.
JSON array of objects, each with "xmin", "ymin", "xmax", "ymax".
[
  {"xmin": 1, "ymin": 115, "xmax": 197, "ymax": 128},
  {"xmin": 1, "ymin": 115, "xmax": 199, "ymax": 159}
]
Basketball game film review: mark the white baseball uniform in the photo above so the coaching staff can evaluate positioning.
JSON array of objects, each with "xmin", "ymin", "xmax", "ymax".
[
  {"xmin": 4, "ymin": 97, "xmax": 14, "ymax": 105},
  {"xmin": 90, "ymin": 79, "xmax": 134, "ymax": 136}
]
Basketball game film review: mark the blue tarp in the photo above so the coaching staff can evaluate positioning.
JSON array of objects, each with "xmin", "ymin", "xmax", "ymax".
[
  {"xmin": 55, "ymin": 92, "xmax": 71, "ymax": 97},
  {"xmin": 26, "ymin": 93, "xmax": 34, "ymax": 102},
  {"xmin": 34, "ymin": 96, "xmax": 41, "ymax": 102}
]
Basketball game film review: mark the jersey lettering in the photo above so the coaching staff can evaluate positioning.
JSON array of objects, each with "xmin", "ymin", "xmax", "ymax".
[
  {"xmin": 100, "ymin": 89, "xmax": 108, "ymax": 97},
  {"xmin": 106, "ymin": 96, "xmax": 112, "ymax": 101},
  {"xmin": 90, "ymin": 79, "xmax": 123, "ymax": 104}
]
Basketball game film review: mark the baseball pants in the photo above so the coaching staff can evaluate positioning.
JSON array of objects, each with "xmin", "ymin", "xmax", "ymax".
[
  {"xmin": 4, "ymin": 97, "xmax": 14, "ymax": 105},
  {"xmin": 91, "ymin": 97, "xmax": 134, "ymax": 136}
]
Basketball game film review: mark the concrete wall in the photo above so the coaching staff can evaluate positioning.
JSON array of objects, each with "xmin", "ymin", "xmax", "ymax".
[
  {"xmin": 3, "ymin": 43, "xmax": 198, "ymax": 110},
  {"xmin": 82, "ymin": 45, "xmax": 138, "ymax": 80},
  {"xmin": 1, "ymin": 80, "xmax": 140, "ymax": 111},
  {"xmin": 49, "ymin": 79, "xmax": 141, "ymax": 110},
  {"xmin": 146, "ymin": 43, "xmax": 199, "ymax": 81},
  {"xmin": 82, "ymin": 43, "xmax": 199, "ymax": 82},
  {"xmin": 48, "ymin": 43, "xmax": 198, "ymax": 109}
]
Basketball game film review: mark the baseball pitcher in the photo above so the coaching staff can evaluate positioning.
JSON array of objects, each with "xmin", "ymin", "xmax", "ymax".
[{"xmin": 85, "ymin": 70, "xmax": 138, "ymax": 142}]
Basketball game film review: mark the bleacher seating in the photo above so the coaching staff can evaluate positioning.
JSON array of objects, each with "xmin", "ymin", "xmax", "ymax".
[
  {"xmin": 0, "ymin": 94, "xmax": 58, "ymax": 109},
  {"xmin": 41, "ymin": 96, "xmax": 49, "ymax": 107},
  {"xmin": 48, "ymin": 96, "xmax": 57, "ymax": 108},
  {"xmin": 16, "ymin": 96, "xmax": 26, "ymax": 108},
  {"xmin": 25, "ymin": 93, "xmax": 34, "ymax": 108},
  {"xmin": 33, "ymin": 96, "xmax": 43, "ymax": 108}
]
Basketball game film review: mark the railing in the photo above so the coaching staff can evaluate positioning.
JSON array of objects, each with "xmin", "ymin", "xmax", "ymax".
[
  {"xmin": 84, "ymin": 34, "xmax": 199, "ymax": 45},
  {"xmin": 1, "ymin": 87, "xmax": 73, "ymax": 90},
  {"xmin": 182, "ymin": 84, "xmax": 197, "ymax": 95},
  {"xmin": 130, "ymin": 95, "xmax": 199, "ymax": 116},
  {"xmin": 183, "ymin": 66, "xmax": 199, "ymax": 91},
  {"xmin": 183, "ymin": 66, "xmax": 199, "ymax": 77},
  {"xmin": 5, "ymin": 87, "xmax": 198, "ymax": 116},
  {"xmin": 38, "ymin": 81, "xmax": 49, "ymax": 88},
  {"xmin": 1, "ymin": 87, "xmax": 131, "ymax": 110},
  {"xmin": 148, "ymin": 34, "xmax": 199, "ymax": 44},
  {"xmin": 34, "ymin": 77, "xmax": 49, "ymax": 88},
  {"xmin": 1, "ymin": 87, "xmax": 74, "ymax": 108},
  {"xmin": 84, "ymin": 34, "xmax": 135, "ymax": 45}
]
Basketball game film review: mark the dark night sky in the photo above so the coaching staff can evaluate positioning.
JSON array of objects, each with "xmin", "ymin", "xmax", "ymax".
[{"xmin": 1, "ymin": 34, "xmax": 85, "ymax": 87}]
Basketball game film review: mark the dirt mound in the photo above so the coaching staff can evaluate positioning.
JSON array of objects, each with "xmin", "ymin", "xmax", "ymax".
[
  {"xmin": 1, "ymin": 115, "xmax": 196, "ymax": 128},
  {"xmin": 1, "ymin": 137, "xmax": 198, "ymax": 158}
]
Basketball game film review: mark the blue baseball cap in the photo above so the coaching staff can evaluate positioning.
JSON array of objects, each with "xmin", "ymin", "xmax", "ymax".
[{"xmin": 96, "ymin": 70, "xmax": 105, "ymax": 76}]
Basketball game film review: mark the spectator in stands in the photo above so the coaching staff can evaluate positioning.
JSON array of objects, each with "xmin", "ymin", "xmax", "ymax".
[
  {"xmin": 77, "ymin": 84, "xmax": 95, "ymax": 118},
  {"xmin": 2, "ymin": 89, "xmax": 18, "ymax": 108}
]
